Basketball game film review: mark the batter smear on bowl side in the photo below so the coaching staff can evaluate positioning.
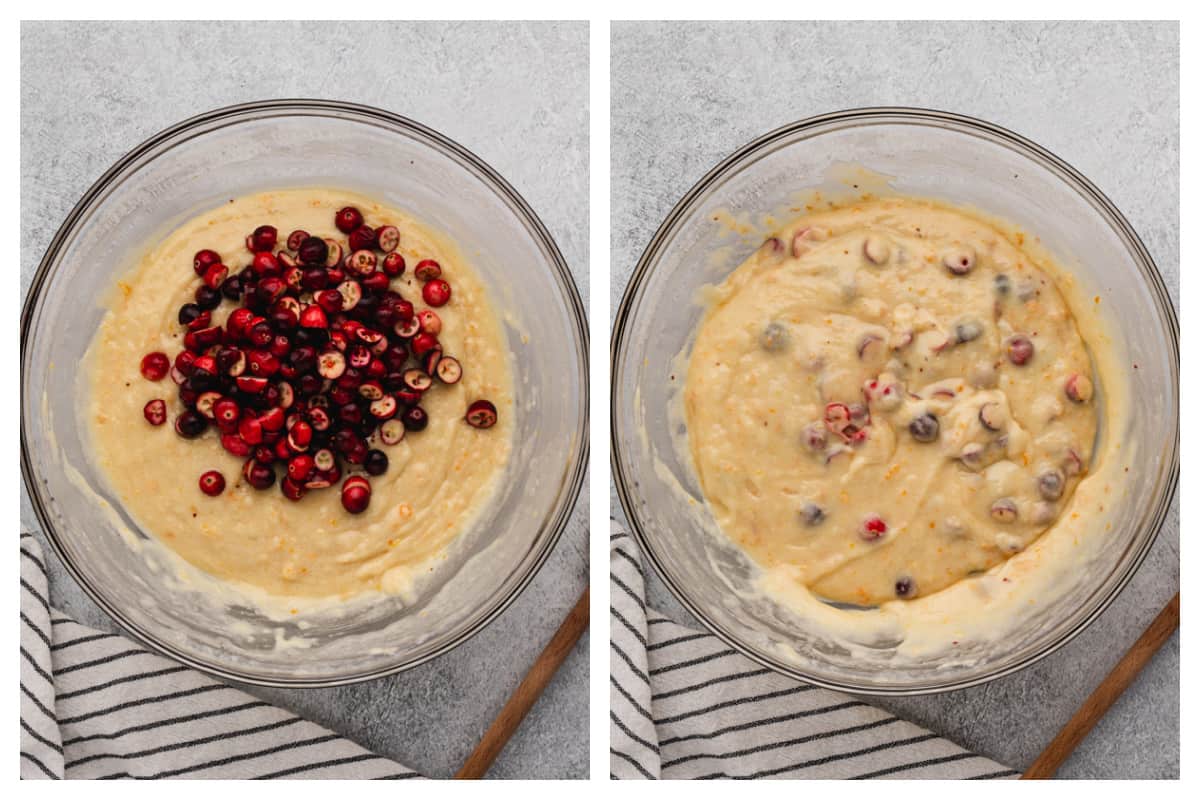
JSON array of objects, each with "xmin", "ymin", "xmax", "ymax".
[
  {"xmin": 684, "ymin": 197, "xmax": 1098, "ymax": 607},
  {"xmin": 86, "ymin": 189, "xmax": 512, "ymax": 602}
]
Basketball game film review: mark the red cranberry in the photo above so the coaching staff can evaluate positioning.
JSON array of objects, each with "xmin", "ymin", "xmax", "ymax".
[
  {"xmin": 323, "ymin": 239, "xmax": 343, "ymax": 268},
  {"xmin": 382, "ymin": 252, "xmax": 406, "ymax": 277},
  {"xmin": 226, "ymin": 308, "xmax": 255, "ymax": 338},
  {"xmin": 422, "ymin": 279, "xmax": 451, "ymax": 307},
  {"xmin": 396, "ymin": 387, "xmax": 422, "ymax": 406},
  {"xmin": 435, "ymin": 356, "xmax": 462, "ymax": 384},
  {"xmin": 411, "ymin": 332, "xmax": 439, "ymax": 358},
  {"xmin": 221, "ymin": 433, "xmax": 253, "ymax": 457},
  {"xmin": 194, "ymin": 285, "xmax": 222, "ymax": 311},
  {"xmin": 140, "ymin": 352, "xmax": 170, "ymax": 381},
  {"xmin": 299, "ymin": 305, "xmax": 328, "ymax": 329},
  {"xmin": 301, "ymin": 267, "xmax": 329, "ymax": 291},
  {"xmin": 243, "ymin": 459, "xmax": 276, "ymax": 490},
  {"xmin": 286, "ymin": 229, "xmax": 309, "ymax": 251},
  {"xmin": 202, "ymin": 263, "xmax": 229, "ymax": 289},
  {"xmin": 1006, "ymin": 335, "xmax": 1034, "ymax": 366},
  {"xmin": 259, "ymin": 406, "xmax": 286, "ymax": 432},
  {"xmin": 239, "ymin": 415, "xmax": 264, "ymax": 445},
  {"xmin": 198, "ymin": 470, "xmax": 226, "ymax": 496},
  {"xmin": 252, "ymin": 251, "xmax": 280, "ymax": 276},
  {"xmin": 417, "ymin": 309, "xmax": 442, "ymax": 335},
  {"xmin": 362, "ymin": 271, "xmax": 390, "ymax": 293},
  {"xmin": 298, "ymin": 236, "xmax": 329, "ymax": 265},
  {"xmin": 402, "ymin": 405, "xmax": 429, "ymax": 431},
  {"xmin": 316, "ymin": 289, "xmax": 344, "ymax": 314},
  {"xmin": 348, "ymin": 249, "xmax": 377, "ymax": 276},
  {"xmin": 376, "ymin": 225, "xmax": 400, "ymax": 252},
  {"xmin": 288, "ymin": 420, "xmax": 313, "ymax": 451},
  {"xmin": 193, "ymin": 249, "xmax": 221, "ymax": 276},
  {"xmin": 414, "ymin": 259, "xmax": 442, "ymax": 281},
  {"xmin": 143, "ymin": 398, "xmax": 167, "ymax": 425},
  {"xmin": 348, "ymin": 225, "xmax": 377, "ymax": 251},
  {"xmin": 250, "ymin": 225, "xmax": 278, "ymax": 252},
  {"xmin": 335, "ymin": 206, "xmax": 364, "ymax": 233},
  {"xmin": 364, "ymin": 448, "xmax": 388, "ymax": 476},
  {"xmin": 340, "ymin": 476, "xmax": 371, "ymax": 514},
  {"xmin": 236, "ymin": 375, "xmax": 268, "ymax": 394},
  {"xmin": 247, "ymin": 321, "xmax": 275, "ymax": 347},
  {"xmin": 174, "ymin": 410, "xmax": 208, "ymax": 439},
  {"xmin": 213, "ymin": 398, "xmax": 240, "ymax": 430},
  {"xmin": 287, "ymin": 454, "xmax": 316, "ymax": 482},
  {"xmin": 465, "ymin": 399, "xmax": 497, "ymax": 429},
  {"xmin": 247, "ymin": 350, "xmax": 280, "ymax": 378},
  {"xmin": 280, "ymin": 476, "xmax": 306, "ymax": 501}
]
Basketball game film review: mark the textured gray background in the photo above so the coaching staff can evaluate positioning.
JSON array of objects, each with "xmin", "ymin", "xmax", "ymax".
[
  {"xmin": 21, "ymin": 20, "xmax": 589, "ymax": 779},
  {"xmin": 611, "ymin": 21, "xmax": 1179, "ymax": 779}
]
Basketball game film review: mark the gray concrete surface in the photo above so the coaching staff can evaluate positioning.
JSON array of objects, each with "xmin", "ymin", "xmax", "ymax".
[
  {"xmin": 21, "ymin": 20, "xmax": 589, "ymax": 779},
  {"xmin": 611, "ymin": 20, "xmax": 1179, "ymax": 779}
]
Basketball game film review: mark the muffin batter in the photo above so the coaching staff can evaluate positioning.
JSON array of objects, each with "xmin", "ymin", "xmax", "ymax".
[
  {"xmin": 685, "ymin": 197, "xmax": 1098, "ymax": 607},
  {"xmin": 86, "ymin": 189, "xmax": 512, "ymax": 601}
]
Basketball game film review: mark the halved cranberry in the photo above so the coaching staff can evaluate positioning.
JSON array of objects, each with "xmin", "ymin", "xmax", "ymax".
[
  {"xmin": 313, "ymin": 448, "xmax": 335, "ymax": 471},
  {"xmin": 375, "ymin": 225, "xmax": 400, "ymax": 253},
  {"xmin": 250, "ymin": 225, "xmax": 278, "ymax": 252},
  {"xmin": 199, "ymin": 262, "xmax": 228, "ymax": 290},
  {"xmin": 198, "ymin": 470, "xmax": 226, "ymax": 496},
  {"xmin": 273, "ymin": 437, "xmax": 292, "ymax": 461},
  {"xmin": 355, "ymin": 327, "xmax": 383, "ymax": 345},
  {"xmin": 335, "ymin": 206, "xmax": 364, "ymax": 233},
  {"xmin": 464, "ymin": 400, "xmax": 496, "ymax": 429},
  {"xmin": 435, "ymin": 356, "xmax": 462, "ymax": 384},
  {"xmin": 195, "ymin": 391, "xmax": 222, "ymax": 419},
  {"xmin": 317, "ymin": 350, "xmax": 347, "ymax": 379},
  {"xmin": 221, "ymin": 432, "xmax": 252, "ymax": 457},
  {"xmin": 402, "ymin": 368, "xmax": 432, "ymax": 392},
  {"xmin": 280, "ymin": 476, "xmax": 306, "ymax": 501},
  {"xmin": 195, "ymin": 285, "xmax": 222, "ymax": 311},
  {"xmin": 348, "ymin": 225, "xmax": 376, "ymax": 251},
  {"xmin": 143, "ymin": 398, "xmax": 167, "ymax": 425},
  {"xmin": 288, "ymin": 420, "xmax": 313, "ymax": 451},
  {"xmin": 308, "ymin": 407, "xmax": 331, "ymax": 430},
  {"xmin": 394, "ymin": 317, "xmax": 421, "ymax": 338},
  {"xmin": 191, "ymin": 354, "xmax": 218, "ymax": 378},
  {"xmin": 1006, "ymin": 335, "xmax": 1034, "ymax": 366},
  {"xmin": 336, "ymin": 280, "xmax": 362, "ymax": 311},
  {"xmin": 369, "ymin": 395, "xmax": 397, "ymax": 419},
  {"xmin": 243, "ymin": 458, "xmax": 276, "ymax": 490},
  {"xmin": 247, "ymin": 350, "xmax": 280, "ymax": 377},
  {"xmin": 348, "ymin": 249, "xmax": 377, "ymax": 275},
  {"xmin": 236, "ymin": 375, "xmax": 269, "ymax": 393},
  {"xmin": 298, "ymin": 236, "xmax": 329, "ymax": 265},
  {"xmin": 379, "ymin": 418, "xmax": 405, "ymax": 445},
  {"xmin": 277, "ymin": 381, "xmax": 295, "ymax": 408},
  {"xmin": 382, "ymin": 252, "xmax": 406, "ymax": 277},
  {"xmin": 358, "ymin": 380, "xmax": 385, "ymax": 401},
  {"xmin": 299, "ymin": 305, "xmax": 328, "ymax": 329},
  {"xmin": 421, "ymin": 347, "xmax": 442, "ymax": 376},
  {"xmin": 140, "ymin": 352, "xmax": 170, "ymax": 381},
  {"xmin": 395, "ymin": 387, "xmax": 422, "ymax": 406},
  {"xmin": 194, "ymin": 248, "xmax": 221, "ymax": 276},
  {"xmin": 175, "ymin": 410, "xmax": 208, "ymax": 439},
  {"xmin": 341, "ymin": 476, "xmax": 371, "ymax": 514},
  {"xmin": 239, "ymin": 415, "xmax": 264, "ymax": 445},
  {"xmin": 178, "ymin": 303, "xmax": 204, "ymax": 326},
  {"xmin": 361, "ymin": 271, "xmax": 390, "ymax": 293},
  {"xmin": 323, "ymin": 239, "xmax": 343, "ymax": 267},
  {"xmin": 414, "ymin": 259, "xmax": 442, "ymax": 281},
  {"xmin": 979, "ymin": 402, "xmax": 1004, "ymax": 432},
  {"xmin": 859, "ymin": 514, "xmax": 887, "ymax": 541},
  {"xmin": 226, "ymin": 307, "xmax": 255, "ymax": 338},
  {"xmin": 286, "ymin": 229, "xmax": 309, "ymax": 251},
  {"xmin": 259, "ymin": 406, "xmax": 286, "ymax": 431}
]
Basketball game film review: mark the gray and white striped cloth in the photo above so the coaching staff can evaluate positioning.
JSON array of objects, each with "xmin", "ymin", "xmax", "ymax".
[
  {"xmin": 610, "ymin": 523, "xmax": 1019, "ymax": 780},
  {"xmin": 20, "ymin": 533, "xmax": 420, "ymax": 780}
]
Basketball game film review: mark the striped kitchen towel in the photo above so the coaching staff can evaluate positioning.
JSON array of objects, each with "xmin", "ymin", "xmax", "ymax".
[
  {"xmin": 19, "ymin": 533, "xmax": 420, "ymax": 780},
  {"xmin": 610, "ymin": 523, "xmax": 1019, "ymax": 780}
]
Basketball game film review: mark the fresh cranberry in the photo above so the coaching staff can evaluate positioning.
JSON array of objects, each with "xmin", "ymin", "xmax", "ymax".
[
  {"xmin": 174, "ymin": 410, "xmax": 208, "ymax": 439},
  {"xmin": 243, "ymin": 459, "xmax": 276, "ymax": 490},
  {"xmin": 250, "ymin": 225, "xmax": 278, "ymax": 252},
  {"xmin": 252, "ymin": 251, "xmax": 280, "ymax": 276},
  {"xmin": 286, "ymin": 229, "xmax": 309, "ymax": 251},
  {"xmin": 348, "ymin": 225, "xmax": 377, "ymax": 252},
  {"xmin": 143, "ymin": 398, "xmax": 167, "ymax": 425},
  {"xmin": 194, "ymin": 285, "xmax": 222, "ymax": 311},
  {"xmin": 464, "ymin": 400, "xmax": 497, "ymax": 429},
  {"xmin": 298, "ymin": 236, "xmax": 329, "ymax": 265},
  {"xmin": 299, "ymin": 305, "xmax": 328, "ymax": 330},
  {"xmin": 213, "ymin": 398, "xmax": 240, "ymax": 430},
  {"xmin": 382, "ymin": 252, "xmax": 406, "ymax": 277},
  {"xmin": 140, "ymin": 352, "xmax": 170, "ymax": 381},
  {"xmin": 202, "ymin": 263, "xmax": 229, "ymax": 290},
  {"xmin": 376, "ymin": 225, "xmax": 400, "ymax": 252},
  {"xmin": 221, "ymin": 274, "xmax": 244, "ymax": 300},
  {"xmin": 198, "ymin": 470, "xmax": 226, "ymax": 496},
  {"xmin": 416, "ymin": 309, "xmax": 442, "ymax": 335},
  {"xmin": 340, "ymin": 476, "xmax": 371, "ymax": 514},
  {"xmin": 194, "ymin": 249, "xmax": 221, "ymax": 276},
  {"xmin": 221, "ymin": 433, "xmax": 253, "ymax": 457},
  {"xmin": 287, "ymin": 454, "xmax": 316, "ymax": 482},
  {"xmin": 280, "ymin": 476, "xmax": 306, "ymax": 501},
  {"xmin": 364, "ymin": 449, "xmax": 388, "ymax": 476},
  {"xmin": 422, "ymin": 279, "xmax": 451, "ymax": 307},
  {"xmin": 414, "ymin": 259, "xmax": 442, "ymax": 281},
  {"xmin": 335, "ymin": 206, "xmax": 364, "ymax": 233}
]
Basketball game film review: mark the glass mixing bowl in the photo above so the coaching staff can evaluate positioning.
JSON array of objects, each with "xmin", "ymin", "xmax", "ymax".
[
  {"xmin": 22, "ymin": 100, "xmax": 588, "ymax": 687},
  {"xmin": 611, "ymin": 107, "xmax": 1177, "ymax": 695}
]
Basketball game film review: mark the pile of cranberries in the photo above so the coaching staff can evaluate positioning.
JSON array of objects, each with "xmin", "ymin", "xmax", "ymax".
[{"xmin": 138, "ymin": 205, "xmax": 499, "ymax": 514}]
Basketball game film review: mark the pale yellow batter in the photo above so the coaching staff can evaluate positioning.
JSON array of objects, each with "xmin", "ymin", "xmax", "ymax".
[
  {"xmin": 685, "ymin": 197, "xmax": 1098, "ymax": 607},
  {"xmin": 86, "ymin": 189, "xmax": 512, "ymax": 601}
]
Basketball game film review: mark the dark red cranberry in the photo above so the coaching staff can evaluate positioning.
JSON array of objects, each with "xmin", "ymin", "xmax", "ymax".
[
  {"xmin": 335, "ymin": 206, "xmax": 364, "ymax": 233},
  {"xmin": 315, "ymin": 289, "xmax": 344, "ymax": 314},
  {"xmin": 375, "ymin": 225, "xmax": 400, "ymax": 253},
  {"xmin": 194, "ymin": 285, "xmax": 222, "ymax": 310},
  {"xmin": 348, "ymin": 225, "xmax": 377, "ymax": 251},
  {"xmin": 465, "ymin": 400, "xmax": 497, "ymax": 429},
  {"xmin": 297, "ymin": 373, "xmax": 323, "ymax": 396},
  {"xmin": 270, "ymin": 307, "xmax": 298, "ymax": 332},
  {"xmin": 297, "ymin": 236, "xmax": 329, "ymax": 265},
  {"xmin": 143, "ymin": 398, "xmax": 167, "ymax": 425},
  {"xmin": 198, "ymin": 470, "xmax": 226, "ymax": 496},
  {"xmin": 221, "ymin": 274, "xmax": 244, "ymax": 300},
  {"xmin": 259, "ymin": 406, "xmax": 286, "ymax": 432},
  {"xmin": 280, "ymin": 476, "xmax": 306, "ymax": 501},
  {"xmin": 395, "ymin": 387, "xmax": 422, "ymax": 406},
  {"xmin": 178, "ymin": 303, "xmax": 204, "ymax": 326},
  {"xmin": 382, "ymin": 252, "xmax": 406, "ymax": 277},
  {"xmin": 341, "ymin": 476, "xmax": 371, "ymax": 514},
  {"xmin": 243, "ymin": 458, "xmax": 276, "ymax": 490},
  {"xmin": 344, "ymin": 440, "xmax": 368, "ymax": 464},
  {"xmin": 140, "ymin": 352, "xmax": 170, "ymax": 381},
  {"xmin": 250, "ymin": 225, "xmax": 278, "ymax": 252},
  {"xmin": 236, "ymin": 375, "xmax": 268, "ymax": 394},
  {"xmin": 299, "ymin": 267, "xmax": 328, "ymax": 291},
  {"xmin": 362, "ymin": 271, "xmax": 390, "ymax": 293},
  {"xmin": 247, "ymin": 321, "xmax": 275, "ymax": 348},
  {"xmin": 252, "ymin": 251, "xmax": 280, "ymax": 276},
  {"xmin": 332, "ymin": 429, "xmax": 359, "ymax": 454},
  {"xmin": 256, "ymin": 276, "xmax": 287, "ymax": 306},
  {"xmin": 174, "ymin": 410, "xmax": 208, "ymax": 438},
  {"xmin": 364, "ymin": 449, "xmax": 388, "ymax": 476},
  {"xmin": 289, "ymin": 345, "xmax": 317, "ymax": 374},
  {"xmin": 286, "ymin": 229, "xmax": 309, "ymax": 251},
  {"xmin": 194, "ymin": 249, "xmax": 221, "ymax": 276},
  {"xmin": 401, "ymin": 405, "xmax": 429, "ymax": 431},
  {"xmin": 338, "ymin": 403, "xmax": 364, "ymax": 426},
  {"xmin": 414, "ymin": 259, "xmax": 442, "ymax": 281},
  {"xmin": 422, "ymin": 279, "xmax": 451, "ymax": 307}
]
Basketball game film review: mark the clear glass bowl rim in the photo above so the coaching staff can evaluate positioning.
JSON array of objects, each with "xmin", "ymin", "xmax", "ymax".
[
  {"xmin": 20, "ymin": 98, "xmax": 590, "ymax": 688},
  {"xmin": 610, "ymin": 105, "xmax": 1179, "ymax": 696}
]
